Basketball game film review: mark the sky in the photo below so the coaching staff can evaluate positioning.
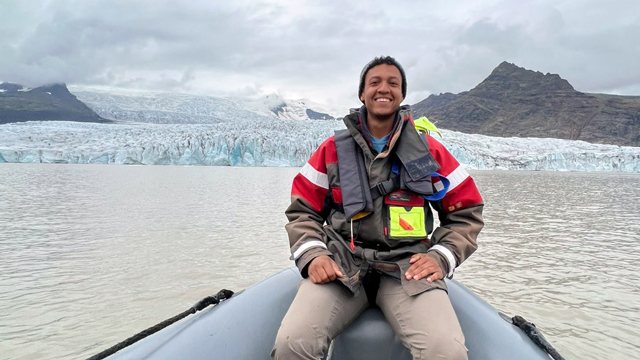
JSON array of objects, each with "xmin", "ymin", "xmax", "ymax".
[{"xmin": 1, "ymin": 0, "xmax": 639, "ymax": 109}]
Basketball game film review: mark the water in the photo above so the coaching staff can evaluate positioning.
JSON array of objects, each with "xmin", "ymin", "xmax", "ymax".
[{"xmin": 0, "ymin": 164, "xmax": 638, "ymax": 360}]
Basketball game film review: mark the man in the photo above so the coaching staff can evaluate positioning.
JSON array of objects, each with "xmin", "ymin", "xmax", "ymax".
[{"xmin": 272, "ymin": 56, "xmax": 484, "ymax": 360}]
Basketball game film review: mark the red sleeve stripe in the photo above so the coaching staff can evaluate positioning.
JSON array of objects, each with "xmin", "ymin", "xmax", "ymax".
[
  {"xmin": 300, "ymin": 162, "xmax": 329, "ymax": 189},
  {"xmin": 291, "ymin": 174, "xmax": 327, "ymax": 212},
  {"xmin": 445, "ymin": 166, "xmax": 470, "ymax": 193},
  {"xmin": 442, "ymin": 177, "xmax": 483, "ymax": 213}
]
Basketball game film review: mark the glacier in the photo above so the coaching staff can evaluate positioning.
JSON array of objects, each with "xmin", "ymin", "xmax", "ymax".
[
  {"xmin": 1, "ymin": 120, "xmax": 639, "ymax": 172},
  {"xmin": 68, "ymin": 86, "xmax": 344, "ymax": 123}
]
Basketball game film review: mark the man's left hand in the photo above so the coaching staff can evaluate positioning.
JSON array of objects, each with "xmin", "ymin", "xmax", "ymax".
[{"xmin": 405, "ymin": 253, "xmax": 443, "ymax": 282}]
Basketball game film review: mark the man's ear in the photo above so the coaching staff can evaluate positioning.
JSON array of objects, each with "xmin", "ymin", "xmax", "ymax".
[{"xmin": 359, "ymin": 95, "xmax": 364, "ymax": 103}]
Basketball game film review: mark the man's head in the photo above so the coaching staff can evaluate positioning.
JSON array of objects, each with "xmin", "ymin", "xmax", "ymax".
[
  {"xmin": 358, "ymin": 56, "xmax": 406, "ymax": 121},
  {"xmin": 359, "ymin": 56, "xmax": 407, "ymax": 102}
]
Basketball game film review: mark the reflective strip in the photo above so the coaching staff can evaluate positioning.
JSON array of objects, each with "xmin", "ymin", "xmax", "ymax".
[
  {"xmin": 300, "ymin": 162, "xmax": 329, "ymax": 189},
  {"xmin": 446, "ymin": 166, "xmax": 469, "ymax": 192},
  {"xmin": 434, "ymin": 180, "xmax": 444, "ymax": 192},
  {"xmin": 429, "ymin": 244, "xmax": 456, "ymax": 277},
  {"xmin": 292, "ymin": 240, "xmax": 328, "ymax": 260}
]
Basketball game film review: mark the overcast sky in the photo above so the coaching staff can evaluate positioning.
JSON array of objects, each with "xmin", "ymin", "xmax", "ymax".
[{"xmin": 1, "ymin": 0, "xmax": 639, "ymax": 109}]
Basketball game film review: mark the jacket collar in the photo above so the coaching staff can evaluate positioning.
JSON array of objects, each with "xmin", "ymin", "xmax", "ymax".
[{"xmin": 343, "ymin": 105, "xmax": 413, "ymax": 159}]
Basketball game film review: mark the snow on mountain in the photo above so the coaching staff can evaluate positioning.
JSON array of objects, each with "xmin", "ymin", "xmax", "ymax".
[
  {"xmin": 68, "ymin": 86, "xmax": 274, "ymax": 124},
  {"xmin": 68, "ymin": 86, "xmax": 344, "ymax": 123},
  {"xmin": 1, "ymin": 120, "xmax": 639, "ymax": 172},
  {"xmin": 237, "ymin": 93, "xmax": 343, "ymax": 121}
]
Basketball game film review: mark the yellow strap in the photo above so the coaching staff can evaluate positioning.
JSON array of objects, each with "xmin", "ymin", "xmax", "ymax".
[
  {"xmin": 352, "ymin": 211, "xmax": 371, "ymax": 221},
  {"xmin": 414, "ymin": 116, "xmax": 442, "ymax": 138}
]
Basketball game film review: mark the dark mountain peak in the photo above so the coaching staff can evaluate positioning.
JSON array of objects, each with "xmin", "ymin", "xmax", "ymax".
[
  {"xmin": 1, "ymin": 82, "xmax": 71, "ymax": 94},
  {"xmin": 36, "ymin": 83, "xmax": 69, "ymax": 92},
  {"xmin": 492, "ymin": 61, "xmax": 524, "ymax": 73},
  {"xmin": 411, "ymin": 62, "xmax": 640, "ymax": 146},
  {"xmin": 0, "ymin": 82, "xmax": 24, "ymax": 92},
  {"xmin": 0, "ymin": 82, "xmax": 107, "ymax": 124},
  {"xmin": 471, "ymin": 62, "xmax": 575, "ymax": 96},
  {"xmin": 32, "ymin": 83, "xmax": 76, "ymax": 99}
]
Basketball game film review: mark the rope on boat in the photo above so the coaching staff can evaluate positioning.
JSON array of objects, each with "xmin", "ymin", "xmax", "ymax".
[
  {"xmin": 512, "ymin": 315, "xmax": 566, "ymax": 360},
  {"xmin": 87, "ymin": 289, "xmax": 234, "ymax": 360}
]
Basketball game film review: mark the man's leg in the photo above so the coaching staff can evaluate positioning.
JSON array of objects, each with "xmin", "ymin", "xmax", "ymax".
[
  {"xmin": 376, "ymin": 276, "xmax": 468, "ymax": 360},
  {"xmin": 271, "ymin": 278, "xmax": 368, "ymax": 360}
]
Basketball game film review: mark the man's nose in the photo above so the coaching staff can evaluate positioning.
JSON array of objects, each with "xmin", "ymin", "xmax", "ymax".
[{"xmin": 377, "ymin": 81, "xmax": 390, "ymax": 93}]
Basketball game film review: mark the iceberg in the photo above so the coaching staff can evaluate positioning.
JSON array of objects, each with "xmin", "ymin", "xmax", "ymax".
[{"xmin": 0, "ymin": 121, "xmax": 639, "ymax": 172}]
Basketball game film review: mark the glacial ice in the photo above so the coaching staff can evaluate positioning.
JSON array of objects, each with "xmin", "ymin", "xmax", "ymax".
[
  {"xmin": 1, "ymin": 120, "xmax": 639, "ymax": 172},
  {"xmin": 69, "ymin": 86, "xmax": 343, "ymax": 123}
]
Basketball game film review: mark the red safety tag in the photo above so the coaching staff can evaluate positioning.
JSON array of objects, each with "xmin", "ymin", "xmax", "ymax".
[{"xmin": 399, "ymin": 217, "xmax": 414, "ymax": 231}]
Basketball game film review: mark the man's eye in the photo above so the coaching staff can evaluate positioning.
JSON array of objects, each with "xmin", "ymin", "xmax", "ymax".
[
  {"xmin": 390, "ymin": 82, "xmax": 399, "ymax": 86},
  {"xmin": 370, "ymin": 81, "xmax": 379, "ymax": 85}
]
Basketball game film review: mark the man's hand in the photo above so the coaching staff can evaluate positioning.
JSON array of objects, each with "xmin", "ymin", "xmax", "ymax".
[
  {"xmin": 308, "ymin": 255, "xmax": 344, "ymax": 284},
  {"xmin": 405, "ymin": 253, "xmax": 443, "ymax": 282}
]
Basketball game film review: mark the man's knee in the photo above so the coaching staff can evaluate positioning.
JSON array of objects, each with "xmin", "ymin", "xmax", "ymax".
[
  {"xmin": 271, "ymin": 325, "xmax": 325, "ymax": 360},
  {"xmin": 413, "ymin": 335, "xmax": 468, "ymax": 360}
]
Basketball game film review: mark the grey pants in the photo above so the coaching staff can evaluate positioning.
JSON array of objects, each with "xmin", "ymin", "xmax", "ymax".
[{"xmin": 272, "ymin": 276, "xmax": 468, "ymax": 360}]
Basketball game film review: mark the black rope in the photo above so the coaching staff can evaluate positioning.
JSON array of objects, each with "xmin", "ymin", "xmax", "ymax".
[
  {"xmin": 512, "ymin": 315, "xmax": 566, "ymax": 360},
  {"xmin": 87, "ymin": 289, "xmax": 234, "ymax": 360}
]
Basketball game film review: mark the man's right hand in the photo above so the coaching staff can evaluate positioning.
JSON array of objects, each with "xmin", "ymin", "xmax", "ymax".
[{"xmin": 308, "ymin": 255, "xmax": 344, "ymax": 284}]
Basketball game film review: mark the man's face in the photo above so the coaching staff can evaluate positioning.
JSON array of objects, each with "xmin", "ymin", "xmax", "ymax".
[{"xmin": 359, "ymin": 64, "xmax": 404, "ymax": 121}]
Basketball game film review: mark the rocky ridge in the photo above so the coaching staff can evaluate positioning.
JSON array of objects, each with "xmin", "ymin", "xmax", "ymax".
[
  {"xmin": 0, "ymin": 83, "xmax": 107, "ymax": 124},
  {"xmin": 412, "ymin": 62, "xmax": 640, "ymax": 147}
]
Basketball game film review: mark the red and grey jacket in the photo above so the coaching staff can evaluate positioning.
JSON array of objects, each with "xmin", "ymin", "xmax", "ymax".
[{"xmin": 285, "ymin": 106, "xmax": 484, "ymax": 295}]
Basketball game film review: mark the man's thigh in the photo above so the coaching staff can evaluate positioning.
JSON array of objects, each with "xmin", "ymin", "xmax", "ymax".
[
  {"xmin": 272, "ymin": 278, "xmax": 368, "ymax": 359},
  {"xmin": 376, "ymin": 276, "xmax": 468, "ymax": 360}
]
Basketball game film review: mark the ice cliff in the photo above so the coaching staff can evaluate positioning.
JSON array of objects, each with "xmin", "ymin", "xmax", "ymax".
[{"xmin": 1, "ymin": 120, "xmax": 638, "ymax": 172}]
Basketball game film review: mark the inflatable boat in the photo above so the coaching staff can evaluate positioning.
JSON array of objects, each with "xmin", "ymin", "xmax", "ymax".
[{"xmin": 93, "ymin": 268, "xmax": 562, "ymax": 360}]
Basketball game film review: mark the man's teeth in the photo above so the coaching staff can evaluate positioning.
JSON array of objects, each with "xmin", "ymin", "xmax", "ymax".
[{"xmin": 376, "ymin": 98, "xmax": 390, "ymax": 102}]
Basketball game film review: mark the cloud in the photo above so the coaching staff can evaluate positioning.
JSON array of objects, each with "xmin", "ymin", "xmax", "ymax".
[{"xmin": 1, "ymin": 0, "xmax": 639, "ymax": 109}]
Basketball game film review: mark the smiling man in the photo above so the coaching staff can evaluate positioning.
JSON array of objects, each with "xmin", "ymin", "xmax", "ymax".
[{"xmin": 272, "ymin": 56, "xmax": 484, "ymax": 360}]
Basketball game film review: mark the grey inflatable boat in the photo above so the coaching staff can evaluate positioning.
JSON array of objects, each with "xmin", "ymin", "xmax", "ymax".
[{"xmin": 100, "ymin": 268, "xmax": 559, "ymax": 360}]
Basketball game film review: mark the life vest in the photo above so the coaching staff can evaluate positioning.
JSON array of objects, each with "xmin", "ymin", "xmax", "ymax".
[{"xmin": 333, "ymin": 123, "xmax": 449, "ymax": 246}]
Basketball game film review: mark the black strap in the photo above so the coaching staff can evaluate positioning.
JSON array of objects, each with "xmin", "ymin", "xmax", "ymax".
[
  {"xmin": 370, "ymin": 176, "xmax": 401, "ymax": 200},
  {"xmin": 87, "ymin": 289, "xmax": 234, "ymax": 360},
  {"xmin": 512, "ymin": 315, "xmax": 566, "ymax": 360},
  {"xmin": 353, "ymin": 240, "xmax": 392, "ymax": 252}
]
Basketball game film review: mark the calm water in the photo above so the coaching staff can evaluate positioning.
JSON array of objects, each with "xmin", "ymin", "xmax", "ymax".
[{"xmin": 0, "ymin": 164, "xmax": 639, "ymax": 360}]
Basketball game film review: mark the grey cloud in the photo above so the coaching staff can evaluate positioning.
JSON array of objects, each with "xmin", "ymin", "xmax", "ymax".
[{"xmin": 1, "ymin": 0, "xmax": 639, "ymax": 108}]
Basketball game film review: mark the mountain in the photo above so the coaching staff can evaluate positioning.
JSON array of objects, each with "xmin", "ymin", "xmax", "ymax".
[
  {"xmin": 0, "ymin": 83, "xmax": 108, "ymax": 124},
  {"xmin": 68, "ymin": 86, "xmax": 344, "ymax": 124},
  {"xmin": 412, "ymin": 62, "xmax": 640, "ymax": 147},
  {"xmin": 237, "ymin": 93, "xmax": 342, "ymax": 121}
]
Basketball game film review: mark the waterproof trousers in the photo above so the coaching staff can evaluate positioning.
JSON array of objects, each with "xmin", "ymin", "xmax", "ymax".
[{"xmin": 271, "ymin": 275, "xmax": 468, "ymax": 360}]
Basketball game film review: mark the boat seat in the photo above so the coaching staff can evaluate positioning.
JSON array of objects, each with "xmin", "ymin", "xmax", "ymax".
[{"xmin": 330, "ymin": 307, "xmax": 411, "ymax": 360}]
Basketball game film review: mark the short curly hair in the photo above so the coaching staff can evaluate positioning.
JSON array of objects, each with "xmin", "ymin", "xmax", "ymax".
[{"xmin": 358, "ymin": 56, "xmax": 407, "ymax": 102}]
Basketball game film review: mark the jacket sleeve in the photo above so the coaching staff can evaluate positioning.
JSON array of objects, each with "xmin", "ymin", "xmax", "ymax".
[
  {"xmin": 285, "ymin": 137, "xmax": 335, "ymax": 277},
  {"xmin": 424, "ymin": 135, "xmax": 484, "ymax": 278}
]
